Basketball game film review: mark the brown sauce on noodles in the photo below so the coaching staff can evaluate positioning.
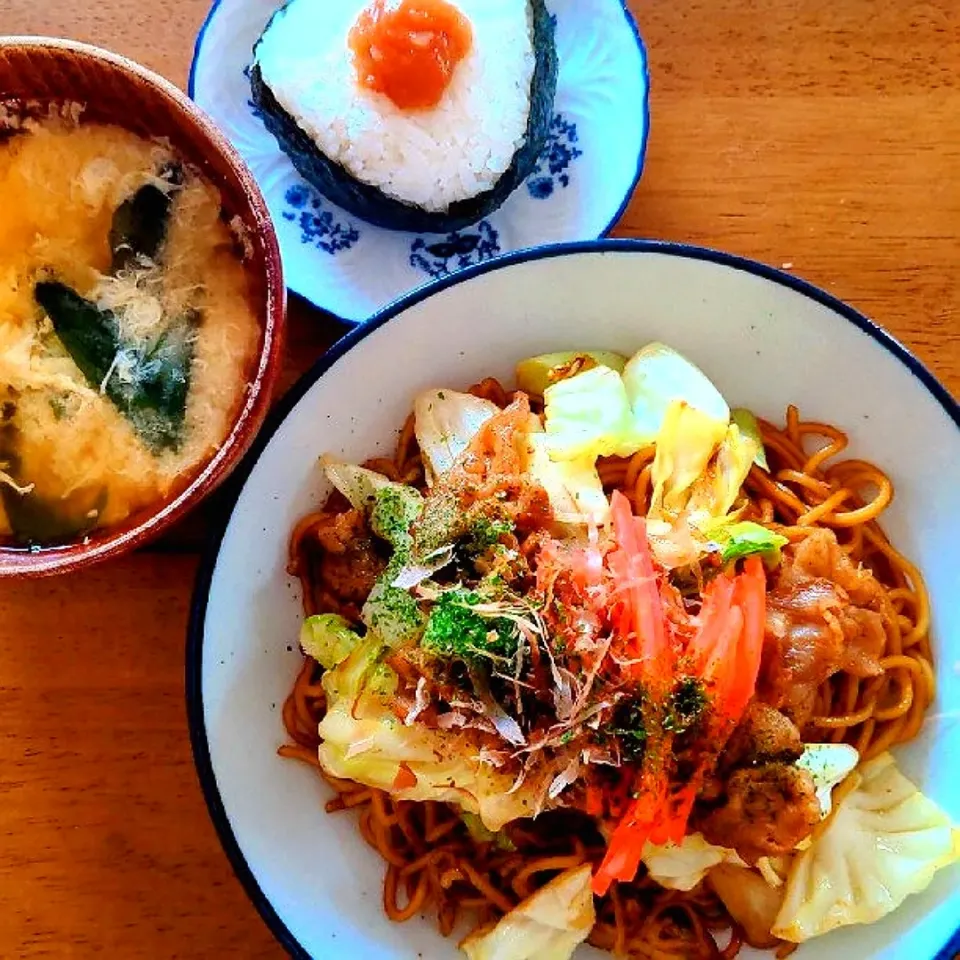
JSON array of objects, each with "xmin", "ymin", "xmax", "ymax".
[{"xmin": 280, "ymin": 378, "xmax": 933, "ymax": 959}]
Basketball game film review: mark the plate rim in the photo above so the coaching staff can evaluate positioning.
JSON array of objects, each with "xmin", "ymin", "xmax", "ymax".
[
  {"xmin": 186, "ymin": 0, "xmax": 652, "ymax": 324},
  {"xmin": 186, "ymin": 237, "xmax": 960, "ymax": 960}
]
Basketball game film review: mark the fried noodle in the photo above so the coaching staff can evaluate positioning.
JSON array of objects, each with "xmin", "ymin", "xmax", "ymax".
[{"xmin": 280, "ymin": 383, "xmax": 933, "ymax": 959}]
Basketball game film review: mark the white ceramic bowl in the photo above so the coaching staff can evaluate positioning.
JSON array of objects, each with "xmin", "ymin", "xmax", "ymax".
[{"xmin": 188, "ymin": 241, "xmax": 960, "ymax": 960}]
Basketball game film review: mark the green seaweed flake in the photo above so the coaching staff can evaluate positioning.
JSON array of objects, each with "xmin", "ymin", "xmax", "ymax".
[{"xmin": 421, "ymin": 589, "xmax": 519, "ymax": 661}]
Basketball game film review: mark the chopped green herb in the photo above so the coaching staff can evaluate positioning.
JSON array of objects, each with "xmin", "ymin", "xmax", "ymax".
[
  {"xmin": 609, "ymin": 699, "xmax": 648, "ymax": 761},
  {"xmin": 664, "ymin": 676, "xmax": 708, "ymax": 734},
  {"xmin": 464, "ymin": 515, "xmax": 514, "ymax": 554},
  {"xmin": 421, "ymin": 589, "xmax": 519, "ymax": 660},
  {"xmin": 360, "ymin": 481, "xmax": 430, "ymax": 645}
]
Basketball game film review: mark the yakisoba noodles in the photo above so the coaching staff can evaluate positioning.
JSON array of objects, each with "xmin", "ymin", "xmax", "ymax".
[
  {"xmin": 597, "ymin": 410, "xmax": 934, "ymax": 763},
  {"xmin": 279, "ymin": 346, "xmax": 953, "ymax": 960}
]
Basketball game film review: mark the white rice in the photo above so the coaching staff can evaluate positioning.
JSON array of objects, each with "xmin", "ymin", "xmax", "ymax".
[{"xmin": 255, "ymin": 0, "xmax": 536, "ymax": 212}]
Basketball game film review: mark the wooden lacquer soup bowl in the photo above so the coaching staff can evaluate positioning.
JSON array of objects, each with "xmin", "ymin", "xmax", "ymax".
[{"xmin": 0, "ymin": 37, "xmax": 285, "ymax": 577}]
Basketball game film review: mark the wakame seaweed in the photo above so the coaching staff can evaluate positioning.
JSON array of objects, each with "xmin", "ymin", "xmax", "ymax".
[
  {"xmin": 0, "ymin": 401, "xmax": 104, "ymax": 545},
  {"xmin": 34, "ymin": 162, "xmax": 196, "ymax": 454},
  {"xmin": 35, "ymin": 282, "xmax": 194, "ymax": 453},
  {"xmin": 1, "ymin": 475, "xmax": 106, "ymax": 545},
  {"xmin": 109, "ymin": 162, "xmax": 183, "ymax": 272}
]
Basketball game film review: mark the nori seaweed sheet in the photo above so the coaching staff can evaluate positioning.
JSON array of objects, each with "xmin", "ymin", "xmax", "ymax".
[{"xmin": 250, "ymin": 0, "xmax": 558, "ymax": 233}]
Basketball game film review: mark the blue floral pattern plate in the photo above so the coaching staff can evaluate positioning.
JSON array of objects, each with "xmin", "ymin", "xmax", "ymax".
[{"xmin": 190, "ymin": 0, "xmax": 649, "ymax": 323}]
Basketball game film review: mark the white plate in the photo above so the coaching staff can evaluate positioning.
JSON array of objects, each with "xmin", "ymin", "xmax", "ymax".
[
  {"xmin": 188, "ymin": 0, "xmax": 649, "ymax": 323},
  {"xmin": 188, "ymin": 241, "xmax": 960, "ymax": 960}
]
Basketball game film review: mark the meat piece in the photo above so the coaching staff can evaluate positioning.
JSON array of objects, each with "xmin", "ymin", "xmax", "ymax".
[
  {"xmin": 790, "ymin": 529, "xmax": 886, "ymax": 678},
  {"xmin": 468, "ymin": 477, "xmax": 554, "ymax": 533},
  {"xmin": 513, "ymin": 482, "xmax": 553, "ymax": 532},
  {"xmin": 313, "ymin": 508, "xmax": 365, "ymax": 554},
  {"xmin": 758, "ymin": 528, "xmax": 885, "ymax": 728},
  {"xmin": 721, "ymin": 702, "xmax": 804, "ymax": 770},
  {"xmin": 836, "ymin": 605, "xmax": 886, "ymax": 678},
  {"xmin": 314, "ymin": 509, "xmax": 387, "ymax": 603},
  {"xmin": 761, "ymin": 579, "xmax": 845, "ymax": 726},
  {"xmin": 696, "ymin": 763, "xmax": 821, "ymax": 863},
  {"xmin": 789, "ymin": 526, "xmax": 882, "ymax": 608},
  {"xmin": 697, "ymin": 703, "xmax": 803, "ymax": 806}
]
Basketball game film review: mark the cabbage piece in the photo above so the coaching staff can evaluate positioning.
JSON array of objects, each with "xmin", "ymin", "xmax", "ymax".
[
  {"xmin": 645, "ymin": 516, "xmax": 707, "ymax": 570},
  {"xmin": 389, "ymin": 545, "xmax": 456, "ymax": 590},
  {"xmin": 299, "ymin": 614, "xmax": 361, "ymax": 670},
  {"xmin": 362, "ymin": 516, "xmax": 426, "ymax": 648},
  {"xmin": 622, "ymin": 342, "xmax": 730, "ymax": 443},
  {"xmin": 649, "ymin": 401, "xmax": 729, "ymax": 517},
  {"xmin": 516, "ymin": 350, "xmax": 628, "ymax": 396},
  {"xmin": 324, "ymin": 471, "xmax": 426, "ymax": 646},
  {"xmin": 461, "ymin": 812, "xmax": 517, "ymax": 850},
  {"xmin": 361, "ymin": 572, "xmax": 424, "ymax": 648},
  {"xmin": 320, "ymin": 632, "xmax": 396, "ymax": 703},
  {"xmin": 642, "ymin": 833, "xmax": 742, "ymax": 891},
  {"xmin": 317, "ymin": 636, "xmax": 538, "ymax": 831},
  {"xmin": 704, "ymin": 746, "xmax": 860, "ymax": 946},
  {"xmin": 684, "ymin": 421, "xmax": 760, "ymax": 521},
  {"xmin": 526, "ymin": 432, "xmax": 609, "ymax": 525},
  {"xmin": 460, "ymin": 864, "xmax": 595, "ymax": 960},
  {"xmin": 708, "ymin": 863, "xmax": 784, "ymax": 948},
  {"xmin": 414, "ymin": 389, "xmax": 500, "ymax": 485},
  {"xmin": 795, "ymin": 743, "xmax": 859, "ymax": 818},
  {"xmin": 321, "ymin": 458, "xmax": 424, "ymax": 549},
  {"xmin": 772, "ymin": 752, "xmax": 960, "ymax": 943},
  {"xmin": 370, "ymin": 484, "xmax": 423, "ymax": 550},
  {"xmin": 702, "ymin": 519, "xmax": 789, "ymax": 567},
  {"xmin": 649, "ymin": 403, "xmax": 762, "ymax": 525},
  {"xmin": 461, "ymin": 811, "xmax": 498, "ymax": 844},
  {"xmin": 542, "ymin": 365, "xmax": 637, "ymax": 461},
  {"xmin": 731, "ymin": 407, "xmax": 769, "ymax": 471},
  {"xmin": 322, "ymin": 458, "xmax": 397, "ymax": 510},
  {"xmin": 362, "ymin": 559, "xmax": 426, "ymax": 649},
  {"xmin": 755, "ymin": 855, "xmax": 792, "ymax": 888},
  {"xmin": 620, "ymin": 344, "xmax": 756, "ymax": 524}
]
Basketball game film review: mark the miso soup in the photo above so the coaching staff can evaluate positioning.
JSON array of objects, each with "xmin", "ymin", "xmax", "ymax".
[{"xmin": 0, "ymin": 112, "xmax": 260, "ymax": 546}]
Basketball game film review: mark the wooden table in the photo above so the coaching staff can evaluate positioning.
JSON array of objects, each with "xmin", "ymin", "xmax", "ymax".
[{"xmin": 2, "ymin": 0, "xmax": 958, "ymax": 955}]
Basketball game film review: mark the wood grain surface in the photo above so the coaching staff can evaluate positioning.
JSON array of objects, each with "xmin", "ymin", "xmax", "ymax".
[{"xmin": 1, "ymin": 0, "xmax": 958, "ymax": 956}]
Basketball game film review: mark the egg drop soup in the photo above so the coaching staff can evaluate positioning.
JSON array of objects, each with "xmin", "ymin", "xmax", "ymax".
[{"xmin": 0, "ymin": 111, "xmax": 260, "ymax": 547}]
